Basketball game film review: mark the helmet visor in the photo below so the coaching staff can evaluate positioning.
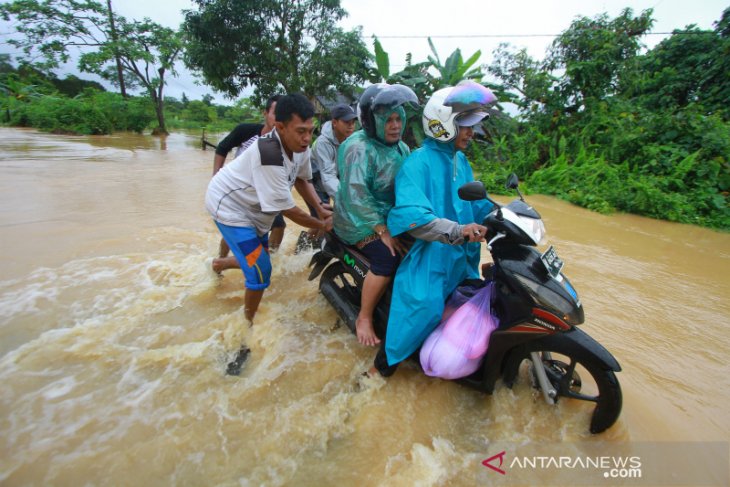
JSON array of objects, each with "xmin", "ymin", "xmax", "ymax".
[
  {"xmin": 456, "ymin": 111, "xmax": 488, "ymax": 127},
  {"xmin": 444, "ymin": 81, "xmax": 497, "ymax": 113},
  {"xmin": 371, "ymin": 84, "xmax": 419, "ymax": 112}
]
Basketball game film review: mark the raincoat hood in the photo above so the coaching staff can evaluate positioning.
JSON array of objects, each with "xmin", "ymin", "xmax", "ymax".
[
  {"xmin": 373, "ymin": 106, "xmax": 407, "ymax": 145},
  {"xmin": 319, "ymin": 120, "xmax": 337, "ymax": 146}
]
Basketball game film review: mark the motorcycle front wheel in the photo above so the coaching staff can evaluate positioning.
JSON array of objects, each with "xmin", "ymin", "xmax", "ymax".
[{"xmin": 503, "ymin": 338, "xmax": 622, "ymax": 434}]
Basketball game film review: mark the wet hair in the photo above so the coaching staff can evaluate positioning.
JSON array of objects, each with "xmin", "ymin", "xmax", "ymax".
[
  {"xmin": 274, "ymin": 93, "xmax": 314, "ymax": 123},
  {"xmin": 264, "ymin": 95, "xmax": 281, "ymax": 113}
]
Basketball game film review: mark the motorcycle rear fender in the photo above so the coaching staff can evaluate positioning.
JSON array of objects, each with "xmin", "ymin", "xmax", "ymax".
[{"xmin": 308, "ymin": 250, "xmax": 334, "ymax": 281}]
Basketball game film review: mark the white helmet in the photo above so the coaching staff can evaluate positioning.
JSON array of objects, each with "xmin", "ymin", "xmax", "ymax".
[{"xmin": 422, "ymin": 80, "xmax": 497, "ymax": 143}]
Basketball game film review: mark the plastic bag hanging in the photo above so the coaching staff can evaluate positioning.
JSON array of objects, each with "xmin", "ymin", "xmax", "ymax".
[{"xmin": 420, "ymin": 281, "xmax": 499, "ymax": 380}]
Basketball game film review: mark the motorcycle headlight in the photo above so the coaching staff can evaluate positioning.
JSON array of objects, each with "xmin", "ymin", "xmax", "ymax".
[
  {"xmin": 500, "ymin": 208, "xmax": 547, "ymax": 245},
  {"xmin": 521, "ymin": 216, "xmax": 546, "ymax": 245}
]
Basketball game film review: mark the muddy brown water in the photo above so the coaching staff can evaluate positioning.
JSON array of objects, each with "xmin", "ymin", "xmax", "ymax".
[{"xmin": 1, "ymin": 127, "xmax": 728, "ymax": 486}]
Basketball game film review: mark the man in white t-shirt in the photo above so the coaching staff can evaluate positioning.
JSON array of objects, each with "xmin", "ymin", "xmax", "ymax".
[{"xmin": 206, "ymin": 93, "xmax": 332, "ymax": 325}]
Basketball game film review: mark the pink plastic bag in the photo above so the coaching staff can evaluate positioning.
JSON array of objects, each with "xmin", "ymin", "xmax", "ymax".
[
  {"xmin": 420, "ymin": 282, "xmax": 499, "ymax": 380},
  {"xmin": 440, "ymin": 283, "xmax": 482, "ymax": 322}
]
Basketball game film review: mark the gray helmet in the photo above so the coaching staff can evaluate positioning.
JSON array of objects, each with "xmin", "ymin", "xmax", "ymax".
[{"xmin": 358, "ymin": 83, "xmax": 419, "ymax": 142}]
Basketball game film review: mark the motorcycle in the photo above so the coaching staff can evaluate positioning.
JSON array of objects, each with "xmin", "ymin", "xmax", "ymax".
[{"xmin": 308, "ymin": 174, "xmax": 622, "ymax": 434}]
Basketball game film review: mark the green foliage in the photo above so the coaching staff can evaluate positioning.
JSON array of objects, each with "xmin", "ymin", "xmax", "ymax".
[
  {"xmin": 625, "ymin": 18, "xmax": 730, "ymax": 120},
  {"xmin": 427, "ymin": 37, "xmax": 483, "ymax": 87},
  {"xmin": 3, "ymin": 86, "xmax": 154, "ymax": 134},
  {"xmin": 183, "ymin": 100, "xmax": 217, "ymax": 124},
  {"xmin": 183, "ymin": 0, "xmax": 371, "ymax": 105},
  {"xmin": 372, "ymin": 37, "xmax": 390, "ymax": 80},
  {"xmin": 0, "ymin": 0, "xmax": 183, "ymax": 134},
  {"xmin": 547, "ymin": 8, "xmax": 654, "ymax": 106},
  {"xmin": 225, "ymin": 97, "xmax": 261, "ymax": 123},
  {"xmin": 51, "ymin": 74, "xmax": 106, "ymax": 97},
  {"xmin": 481, "ymin": 8, "xmax": 730, "ymax": 230},
  {"xmin": 11, "ymin": 95, "xmax": 112, "ymax": 134},
  {"xmin": 87, "ymin": 91, "xmax": 154, "ymax": 133}
]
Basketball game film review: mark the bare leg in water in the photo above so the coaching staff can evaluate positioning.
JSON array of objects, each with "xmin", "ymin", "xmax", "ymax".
[
  {"xmin": 268, "ymin": 226, "xmax": 284, "ymax": 252},
  {"xmin": 356, "ymin": 272, "xmax": 390, "ymax": 346},
  {"xmin": 215, "ymin": 238, "xmax": 239, "ymax": 275},
  {"xmin": 219, "ymin": 238, "xmax": 230, "ymax": 258},
  {"xmin": 212, "ymin": 255, "xmax": 239, "ymax": 274},
  {"xmin": 244, "ymin": 289, "xmax": 264, "ymax": 324},
  {"xmin": 226, "ymin": 288, "xmax": 264, "ymax": 375}
]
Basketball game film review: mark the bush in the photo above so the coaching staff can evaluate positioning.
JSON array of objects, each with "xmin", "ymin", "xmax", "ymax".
[
  {"xmin": 21, "ymin": 95, "xmax": 112, "ymax": 134},
  {"xmin": 3, "ymin": 90, "xmax": 155, "ymax": 134},
  {"xmin": 86, "ymin": 91, "xmax": 154, "ymax": 133}
]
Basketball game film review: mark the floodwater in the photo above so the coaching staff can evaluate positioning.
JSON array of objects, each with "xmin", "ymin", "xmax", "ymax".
[{"xmin": 0, "ymin": 127, "xmax": 728, "ymax": 486}]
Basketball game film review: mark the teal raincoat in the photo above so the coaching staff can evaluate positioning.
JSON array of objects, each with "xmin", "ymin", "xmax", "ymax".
[
  {"xmin": 385, "ymin": 138, "xmax": 494, "ymax": 365},
  {"xmin": 333, "ymin": 108, "xmax": 410, "ymax": 244}
]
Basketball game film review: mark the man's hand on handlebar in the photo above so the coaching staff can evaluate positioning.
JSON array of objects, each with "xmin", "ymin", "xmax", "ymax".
[{"xmin": 462, "ymin": 223, "xmax": 488, "ymax": 243}]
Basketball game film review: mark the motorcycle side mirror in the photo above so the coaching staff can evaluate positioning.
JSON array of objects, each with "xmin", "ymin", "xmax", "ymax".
[
  {"xmin": 459, "ymin": 181, "xmax": 503, "ymax": 220},
  {"xmin": 458, "ymin": 181, "xmax": 488, "ymax": 201},
  {"xmin": 505, "ymin": 173, "xmax": 525, "ymax": 202},
  {"xmin": 505, "ymin": 173, "xmax": 520, "ymax": 190}
]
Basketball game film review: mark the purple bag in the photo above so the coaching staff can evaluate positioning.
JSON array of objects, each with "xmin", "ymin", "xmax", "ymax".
[{"xmin": 420, "ymin": 282, "xmax": 499, "ymax": 380}]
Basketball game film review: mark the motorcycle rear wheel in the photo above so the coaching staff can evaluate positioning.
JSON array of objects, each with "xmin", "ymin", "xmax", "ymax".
[{"xmin": 505, "ymin": 339, "xmax": 622, "ymax": 434}]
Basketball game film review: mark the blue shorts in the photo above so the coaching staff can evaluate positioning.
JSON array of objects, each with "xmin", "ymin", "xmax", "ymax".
[{"xmin": 215, "ymin": 222, "xmax": 271, "ymax": 290}]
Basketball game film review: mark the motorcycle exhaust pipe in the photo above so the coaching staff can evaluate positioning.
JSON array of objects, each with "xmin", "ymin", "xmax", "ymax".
[{"xmin": 320, "ymin": 281, "xmax": 358, "ymax": 333}]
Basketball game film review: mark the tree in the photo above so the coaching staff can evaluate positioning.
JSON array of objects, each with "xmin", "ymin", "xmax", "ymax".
[
  {"xmin": 80, "ymin": 18, "xmax": 183, "ymax": 134},
  {"xmin": 0, "ymin": 0, "xmax": 182, "ymax": 134},
  {"xmin": 105, "ymin": 0, "xmax": 126, "ymax": 97},
  {"xmin": 182, "ymin": 0, "xmax": 372, "ymax": 104},
  {"xmin": 624, "ymin": 7, "xmax": 730, "ymax": 120},
  {"xmin": 52, "ymin": 74, "xmax": 106, "ymax": 97},
  {"xmin": 546, "ymin": 8, "xmax": 654, "ymax": 108},
  {"xmin": 481, "ymin": 8, "xmax": 729, "ymax": 229},
  {"xmin": 488, "ymin": 43, "xmax": 556, "ymax": 115}
]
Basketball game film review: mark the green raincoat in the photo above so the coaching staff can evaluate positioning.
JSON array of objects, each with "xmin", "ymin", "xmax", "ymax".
[{"xmin": 333, "ymin": 113, "xmax": 410, "ymax": 244}]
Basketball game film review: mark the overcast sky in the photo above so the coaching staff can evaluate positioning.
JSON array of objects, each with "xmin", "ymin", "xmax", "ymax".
[{"xmin": 2, "ymin": 0, "xmax": 727, "ymax": 104}]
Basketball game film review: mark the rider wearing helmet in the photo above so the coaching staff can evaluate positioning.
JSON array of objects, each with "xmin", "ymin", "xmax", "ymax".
[
  {"xmin": 333, "ymin": 83, "xmax": 418, "ymax": 347},
  {"xmin": 372, "ymin": 80, "xmax": 498, "ymax": 376}
]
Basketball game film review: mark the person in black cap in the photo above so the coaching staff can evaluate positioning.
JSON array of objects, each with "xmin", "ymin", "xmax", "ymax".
[{"xmin": 310, "ymin": 103, "xmax": 357, "ymax": 206}]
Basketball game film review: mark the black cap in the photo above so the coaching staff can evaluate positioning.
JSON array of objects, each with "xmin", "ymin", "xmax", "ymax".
[{"xmin": 330, "ymin": 103, "xmax": 357, "ymax": 121}]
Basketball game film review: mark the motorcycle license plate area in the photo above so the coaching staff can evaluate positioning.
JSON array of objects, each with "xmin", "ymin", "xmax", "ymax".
[{"xmin": 541, "ymin": 245, "xmax": 564, "ymax": 279}]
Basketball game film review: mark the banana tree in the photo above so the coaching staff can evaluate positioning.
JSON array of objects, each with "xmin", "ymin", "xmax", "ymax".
[
  {"xmin": 0, "ymin": 74, "xmax": 41, "ymax": 122},
  {"xmin": 427, "ymin": 37, "xmax": 484, "ymax": 88}
]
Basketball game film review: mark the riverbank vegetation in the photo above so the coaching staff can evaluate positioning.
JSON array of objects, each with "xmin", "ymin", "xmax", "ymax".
[
  {"xmin": 1, "ymin": 1, "xmax": 727, "ymax": 229},
  {"xmin": 0, "ymin": 58, "xmax": 262, "ymax": 134},
  {"xmin": 472, "ymin": 8, "xmax": 730, "ymax": 230}
]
